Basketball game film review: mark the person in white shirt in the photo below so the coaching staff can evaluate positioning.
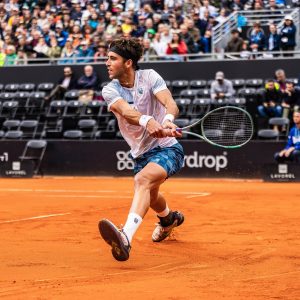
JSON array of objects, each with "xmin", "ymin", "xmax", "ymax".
[{"xmin": 99, "ymin": 38, "xmax": 185, "ymax": 261}]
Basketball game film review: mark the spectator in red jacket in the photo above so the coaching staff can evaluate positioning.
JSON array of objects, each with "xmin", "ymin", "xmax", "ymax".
[{"xmin": 166, "ymin": 32, "xmax": 188, "ymax": 61}]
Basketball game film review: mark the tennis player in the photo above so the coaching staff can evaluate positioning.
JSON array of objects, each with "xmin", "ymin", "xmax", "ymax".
[{"xmin": 99, "ymin": 38, "xmax": 185, "ymax": 261}]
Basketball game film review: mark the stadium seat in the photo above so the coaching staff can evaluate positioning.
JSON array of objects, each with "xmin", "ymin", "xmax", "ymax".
[
  {"xmin": 95, "ymin": 119, "xmax": 117, "ymax": 139},
  {"xmin": 4, "ymin": 130, "xmax": 23, "ymax": 139},
  {"xmin": 64, "ymin": 90, "xmax": 80, "ymax": 101},
  {"xmin": 227, "ymin": 97, "xmax": 246, "ymax": 107},
  {"xmin": 196, "ymin": 89, "xmax": 210, "ymax": 98},
  {"xmin": 63, "ymin": 100, "xmax": 83, "ymax": 117},
  {"xmin": 0, "ymin": 84, "xmax": 3, "ymax": 92},
  {"xmin": 189, "ymin": 80, "xmax": 207, "ymax": 89},
  {"xmin": 257, "ymin": 129, "xmax": 279, "ymax": 140},
  {"xmin": 4, "ymin": 83, "xmax": 19, "ymax": 92},
  {"xmin": 0, "ymin": 130, "xmax": 4, "ymax": 139},
  {"xmin": 211, "ymin": 98, "xmax": 229, "ymax": 107},
  {"xmin": 3, "ymin": 119, "xmax": 21, "ymax": 131},
  {"xmin": 44, "ymin": 100, "xmax": 67, "ymax": 131},
  {"xmin": 189, "ymin": 98, "xmax": 211, "ymax": 117},
  {"xmin": 287, "ymin": 78, "xmax": 298, "ymax": 85},
  {"xmin": 81, "ymin": 100, "xmax": 101, "ymax": 117},
  {"xmin": 19, "ymin": 83, "xmax": 36, "ymax": 92},
  {"xmin": 171, "ymin": 80, "xmax": 189, "ymax": 96},
  {"xmin": 78, "ymin": 119, "xmax": 97, "ymax": 138},
  {"xmin": 269, "ymin": 117, "xmax": 290, "ymax": 138},
  {"xmin": 231, "ymin": 79, "xmax": 245, "ymax": 89},
  {"xmin": 27, "ymin": 91, "xmax": 46, "ymax": 115},
  {"xmin": 19, "ymin": 140, "xmax": 47, "ymax": 175},
  {"xmin": 19, "ymin": 120, "xmax": 39, "ymax": 139},
  {"xmin": 179, "ymin": 89, "xmax": 198, "ymax": 100},
  {"xmin": 175, "ymin": 98, "xmax": 192, "ymax": 117},
  {"xmin": 14, "ymin": 91, "xmax": 30, "ymax": 107},
  {"xmin": 245, "ymin": 79, "xmax": 263, "ymax": 88},
  {"xmin": 204, "ymin": 129, "xmax": 223, "ymax": 139},
  {"xmin": 0, "ymin": 101, "xmax": 18, "ymax": 119},
  {"xmin": 0, "ymin": 92, "xmax": 15, "ymax": 101},
  {"xmin": 63, "ymin": 129, "xmax": 83, "ymax": 139},
  {"xmin": 37, "ymin": 82, "xmax": 55, "ymax": 93}
]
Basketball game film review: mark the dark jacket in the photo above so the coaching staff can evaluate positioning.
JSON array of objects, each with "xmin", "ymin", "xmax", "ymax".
[
  {"xmin": 77, "ymin": 72, "xmax": 99, "ymax": 90},
  {"xmin": 225, "ymin": 37, "xmax": 244, "ymax": 52},
  {"xmin": 280, "ymin": 24, "xmax": 296, "ymax": 47},
  {"xmin": 266, "ymin": 33, "xmax": 281, "ymax": 51},
  {"xmin": 263, "ymin": 88, "xmax": 282, "ymax": 104},
  {"xmin": 282, "ymin": 89, "xmax": 300, "ymax": 107},
  {"xmin": 58, "ymin": 74, "xmax": 78, "ymax": 90}
]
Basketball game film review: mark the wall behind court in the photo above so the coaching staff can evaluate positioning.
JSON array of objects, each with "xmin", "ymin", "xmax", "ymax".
[{"xmin": 0, "ymin": 140, "xmax": 283, "ymax": 178}]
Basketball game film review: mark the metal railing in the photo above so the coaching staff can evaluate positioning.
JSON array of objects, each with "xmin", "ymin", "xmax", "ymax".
[
  {"xmin": 3, "ymin": 49, "xmax": 300, "ymax": 67},
  {"xmin": 212, "ymin": 8, "xmax": 300, "ymax": 54}
]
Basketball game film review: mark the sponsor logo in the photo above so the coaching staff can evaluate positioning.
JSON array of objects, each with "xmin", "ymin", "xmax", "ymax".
[
  {"xmin": 116, "ymin": 151, "xmax": 134, "ymax": 171},
  {"xmin": 270, "ymin": 163, "xmax": 295, "ymax": 179},
  {"xmin": 0, "ymin": 152, "xmax": 8, "ymax": 162},
  {"xmin": 183, "ymin": 151, "xmax": 228, "ymax": 172},
  {"xmin": 116, "ymin": 150, "xmax": 228, "ymax": 172}
]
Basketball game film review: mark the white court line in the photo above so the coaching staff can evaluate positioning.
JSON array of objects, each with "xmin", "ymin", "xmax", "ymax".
[
  {"xmin": 44, "ymin": 195, "xmax": 133, "ymax": 199},
  {"xmin": 0, "ymin": 213, "xmax": 71, "ymax": 224},
  {"xmin": 0, "ymin": 188, "xmax": 117, "ymax": 193},
  {"xmin": 186, "ymin": 193, "xmax": 211, "ymax": 198}
]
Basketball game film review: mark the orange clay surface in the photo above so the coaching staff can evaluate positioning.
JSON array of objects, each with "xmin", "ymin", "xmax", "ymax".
[{"xmin": 0, "ymin": 177, "xmax": 300, "ymax": 300}]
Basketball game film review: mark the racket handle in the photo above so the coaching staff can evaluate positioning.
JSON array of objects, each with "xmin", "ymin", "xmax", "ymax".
[{"xmin": 176, "ymin": 128, "xmax": 182, "ymax": 133}]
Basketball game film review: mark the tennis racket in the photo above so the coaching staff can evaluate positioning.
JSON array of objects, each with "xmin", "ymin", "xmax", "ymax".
[{"xmin": 176, "ymin": 106, "xmax": 254, "ymax": 149}]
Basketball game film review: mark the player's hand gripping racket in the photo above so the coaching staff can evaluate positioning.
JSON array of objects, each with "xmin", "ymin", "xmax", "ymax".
[{"xmin": 176, "ymin": 106, "xmax": 254, "ymax": 149}]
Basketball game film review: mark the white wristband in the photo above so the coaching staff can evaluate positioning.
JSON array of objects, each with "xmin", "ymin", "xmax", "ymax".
[
  {"xmin": 162, "ymin": 114, "xmax": 175, "ymax": 124},
  {"xmin": 139, "ymin": 115, "xmax": 153, "ymax": 128}
]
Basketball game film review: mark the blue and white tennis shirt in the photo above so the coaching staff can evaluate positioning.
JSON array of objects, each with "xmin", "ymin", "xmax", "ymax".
[{"xmin": 102, "ymin": 69, "xmax": 177, "ymax": 158}]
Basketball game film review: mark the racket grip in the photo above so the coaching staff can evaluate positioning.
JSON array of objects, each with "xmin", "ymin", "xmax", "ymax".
[{"xmin": 176, "ymin": 128, "xmax": 182, "ymax": 133}]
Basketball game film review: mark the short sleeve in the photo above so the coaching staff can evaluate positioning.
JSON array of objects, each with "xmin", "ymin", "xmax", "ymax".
[
  {"xmin": 148, "ymin": 69, "xmax": 167, "ymax": 95},
  {"xmin": 102, "ymin": 83, "xmax": 123, "ymax": 111}
]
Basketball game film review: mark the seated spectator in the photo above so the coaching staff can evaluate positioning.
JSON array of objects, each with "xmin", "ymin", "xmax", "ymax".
[
  {"xmin": 141, "ymin": 38, "xmax": 158, "ymax": 61},
  {"xmin": 198, "ymin": 30, "xmax": 212, "ymax": 53},
  {"xmin": 280, "ymin": 15, "xmax": 296, "ymax": 56},
  {"xmin": 225, "ymin": 29, "xmax": 244, "ymax": 53},
  {"xmin": 55, "ymin": 23, "xmax": 69, "ymax": 48},
  {"xmin": 258, "ymin": 80, "xmax": 282, "ymax": 118},
  {"xmin": 274, "ymin": 111, "xmax": 300, "ymax": 163},
  {"xmin": 33, "ymin": 37, "xmax": 49, "ymax": 59},
  {"xmin": 77, "ymin": 65, "xmax": 99, "ymax": 103},
  {"xmin": 15, "ymin": 49, "xmax": 28, "ymax": 65},
  {"xmin": 180, "ymin": 23, "xmax": 198, "ymax": 54},
  {"xmin": 45, "ymin": 66, "xmax": 77, "ymax": 102},
  {"xmin": 240, "ymin": 40, "xmax": 252, "ymax": 59},
  {"xmin": 275, "ymin": 69, "xmax": 287, "ymax": 92},
  {"xmin": 281, "ymin": 81, "xmax": 300, "ymax": 118},
  {"xmin": 266, "ymin": 24, "xmax": 280, "ymax": 53},
  {"xmin": 166, "ymin": 32, "xmax": 188, "ymax": 61},
  {"xmin": 4, "ymin": 45, "xmax": 17, "ymax": 65},
  {"xmin": 47, "ymin": 38, "xmax": 61, "ymax": 60},
  {"xmin": 0, "ymin": 43, "xmax": 6, "ymax": 66},
  {"xmin": 199, "ymin": 0, "xmax": 217, "ymax": 19},
  {"xmin": 210, "ymin": 71, "xmax": 235, "ymax": 101},
  {"xmin": 59, "ymin": 38, "xmax": 76, "ymax": 64},
  {"xmin": 152, "ymin": 33, "xmax": 168, "ymax": 58},
  {"xmin": 249, "ymin": 22, "xmax": 265, "ymax": 53},
  {"xmin": 94, "ymin": 42, "xmax": 107, "ymax": 62},
  {"xmin": 76, "ymin": 40, "xmax": 94, "ymax": 63}
]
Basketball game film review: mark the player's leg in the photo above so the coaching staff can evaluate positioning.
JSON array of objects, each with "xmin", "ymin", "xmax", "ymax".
[
  {"xmin": 99, "ymin": 162, "xmax": 166, "ymax": 261},
  {"xmin": 150, "ymin": 186, "xmax": 184, "ymax": 243}
]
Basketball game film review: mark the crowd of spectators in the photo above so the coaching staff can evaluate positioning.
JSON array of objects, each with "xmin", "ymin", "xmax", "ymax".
[
  {"xmin": 0, "ymin": 0, "xmax": 298, "ymax": 65},
  {"xmin": 226, "ymin": 15, "xmax": 297, "ymax": 58}
]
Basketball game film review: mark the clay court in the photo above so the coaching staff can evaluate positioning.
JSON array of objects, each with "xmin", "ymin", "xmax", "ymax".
[{"xmin": 0, "ymin": 177, "xmax": 299, "ymax": 299}]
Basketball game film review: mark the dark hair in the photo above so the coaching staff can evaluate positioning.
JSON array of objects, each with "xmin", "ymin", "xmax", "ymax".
[{"xmin": 109, "ymin": 38, "xmax": 144, "ymax": 70}]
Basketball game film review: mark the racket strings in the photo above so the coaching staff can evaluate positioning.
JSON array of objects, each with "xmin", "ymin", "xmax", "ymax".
[{"xmin": 202, "ymin": 108, "xmax": 253, "ymax": 146}]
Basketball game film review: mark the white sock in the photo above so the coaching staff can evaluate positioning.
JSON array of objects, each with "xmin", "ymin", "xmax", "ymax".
[
  {"xmin": 123, "ymin": 212, "xmax": 142, "ymax": 243},
  {"xmin": 157, "ymin": 205, "xmax": 170, "ymax": 218}
]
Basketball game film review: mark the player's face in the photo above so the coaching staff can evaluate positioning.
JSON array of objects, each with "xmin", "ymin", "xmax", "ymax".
[{"xmin": 106, "ymin": 51, "xmax": 126, "ymax": 79}]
